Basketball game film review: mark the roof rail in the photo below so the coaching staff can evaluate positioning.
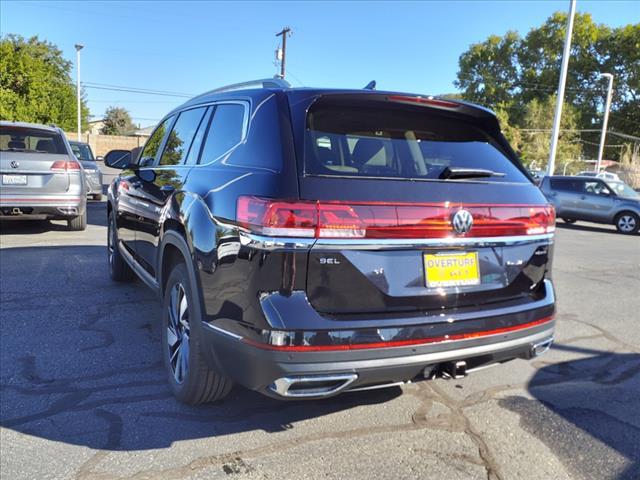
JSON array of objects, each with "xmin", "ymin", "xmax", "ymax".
[{"xmin": 209, "ymin": 78, "xmax": 291, "ymax": 94}]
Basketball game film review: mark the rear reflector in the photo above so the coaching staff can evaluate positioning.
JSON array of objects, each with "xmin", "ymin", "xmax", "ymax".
[
  {"xmin": 237, "ymin": 196, "xmax": 556, "ymax": 239},
  {"xmin": 51, "ymin": 160, "xmax": 81, "ymax": 171}
]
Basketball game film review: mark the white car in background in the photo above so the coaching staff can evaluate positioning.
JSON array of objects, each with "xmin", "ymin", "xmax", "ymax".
[{"xmin": 576, "ymin": 171, "xmax": 621, "ymax": 182}]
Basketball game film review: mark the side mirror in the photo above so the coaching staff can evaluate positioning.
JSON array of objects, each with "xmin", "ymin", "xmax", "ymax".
[
  {"xmin": 104, "ymin": 149, "xmax": 131, "ymax": 169},
  {"xmin": 130, "ymin": 147, "xmax": 143, "ymax": 165}
]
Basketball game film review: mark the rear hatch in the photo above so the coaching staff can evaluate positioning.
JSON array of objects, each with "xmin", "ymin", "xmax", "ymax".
[
  {"xmin": 0, "ymin": 126, "xmax": 72, "ymax": 196},
  {"xmin": 294, "ymin": 93, "xmax": 554, "ymax": 315}
]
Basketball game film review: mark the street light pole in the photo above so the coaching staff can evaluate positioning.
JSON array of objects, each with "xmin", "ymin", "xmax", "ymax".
[
  {"xmin": 596, "ymin": 73, "xmax": 614, "ymax": 173},
  {"xmin": 546, "ymin": 0, "xmax": 576, "ymax": 176},
  {"xmin": 75, "ymin": 44, "xmax": 84, "ymax": 142}
]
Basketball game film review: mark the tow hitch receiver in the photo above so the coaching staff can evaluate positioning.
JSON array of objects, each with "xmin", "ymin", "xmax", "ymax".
[{"xmin": 440, "ymin": 360, "xmax": 467, "ymax": 379}]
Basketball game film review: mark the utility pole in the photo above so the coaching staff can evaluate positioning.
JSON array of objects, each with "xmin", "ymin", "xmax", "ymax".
[
  {"xmin": 546, "ymin": 0, "xmax": 576, "ymax": 176},
  {"xmin": 75, "ymin": 44, "xmax": 84, "ymax": 141},
  {"xmin": 596, "ymin": 73, "xmax": 614, "ymax": 173},
  {"xmin": 275, "ymin": 27, "xmax": 291, "ymax": 79}
]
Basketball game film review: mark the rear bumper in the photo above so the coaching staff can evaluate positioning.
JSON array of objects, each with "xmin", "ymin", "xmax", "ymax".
[
  {"xmin": 0, "ymin": 195, "xmax": 85, "ymax": 219},
  {"xmin": 200, "ymin": 314, "xmax": 554, "ymax": 399}
]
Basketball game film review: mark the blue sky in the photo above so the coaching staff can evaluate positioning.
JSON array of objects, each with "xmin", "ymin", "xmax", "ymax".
[{"xmin": 1, "ymin": 0, "xmax": 637, "ymax": 127}]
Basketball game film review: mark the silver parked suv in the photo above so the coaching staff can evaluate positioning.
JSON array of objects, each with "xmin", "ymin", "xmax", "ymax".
[
  {"xmin": 540, "ymin": 175, "xmax": 640, "ymax": 234},
  {"xmin": 0, "ymin": 121, "xmax": 87, "ymax": 230}
]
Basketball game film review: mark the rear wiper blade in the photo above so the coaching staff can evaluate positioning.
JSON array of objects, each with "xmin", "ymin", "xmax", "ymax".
[{"xmin": 439, "ymin": 167, "xmax": 505, "ymax": 180}]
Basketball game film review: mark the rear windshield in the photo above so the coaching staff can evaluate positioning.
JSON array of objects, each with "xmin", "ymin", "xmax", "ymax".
[
  {"xmin": 304, "ymin": 102, "xmax": 528, "ymax": 183},
  {"xmin": 70, "ymin": 142, "xmax": 95, "ymax": 161},
  {"xmin": 0, "ymin": 127, "xmax": 67, "ymax": 154}
]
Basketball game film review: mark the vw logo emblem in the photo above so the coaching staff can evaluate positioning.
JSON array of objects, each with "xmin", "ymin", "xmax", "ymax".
[
  {"xmin": 10, "ymin": 161, "xmax": 19, "ymax": 169},
  {"xmin": 452, "ymin": 209, "xmax": 473, "ymax": 235}
]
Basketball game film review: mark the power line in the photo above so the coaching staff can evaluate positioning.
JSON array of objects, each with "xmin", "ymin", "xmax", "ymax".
[{"xmin": 82, "ymin": 82, "xmax": 194, "ymax": 98}]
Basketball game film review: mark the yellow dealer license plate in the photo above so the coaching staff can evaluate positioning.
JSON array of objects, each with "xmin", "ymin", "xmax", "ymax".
[{"xmin": 424, "ymin": 252, "xmax": 480, "ymax": 288}]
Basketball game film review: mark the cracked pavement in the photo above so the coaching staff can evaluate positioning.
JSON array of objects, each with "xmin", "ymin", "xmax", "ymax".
[{"xmin": 1, "ymin": 194, "xmax": 639, "ymax": 480}]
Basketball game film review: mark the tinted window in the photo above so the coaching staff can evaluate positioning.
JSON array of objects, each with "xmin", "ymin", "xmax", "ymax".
[
  {"xmin": 160, "ymin": 107, "xmax": 208, "ymax": 166},
  {"xmin": 140, "ymin": 116, "xmax": 173, "ymax": 164},
  {"xmin": 70, "ymin": 142, "xmax": 95, "ymax": 161},
  {"xmin": 184, "ymin": 108, "xmax": 212, "ymax": 165},
  {"xmin": 199, "ymin": 104, "xmax": 246, "ymax": 164},
  {"xmin": 550, "ymin": 178, "xmax": 582, "ymax": 192},
  {"xmin": 304, "ymin": 101, "xmax": 528, "ymax": 182},
  {"xmin": 0, "ymin": 127, "xmax": 66, "ymax": 154}
]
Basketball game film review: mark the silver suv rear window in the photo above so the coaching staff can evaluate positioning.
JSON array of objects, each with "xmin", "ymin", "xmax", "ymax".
[
  {"xmin": 304, "ymin": 101, "xmax": 528, "ymax": 183},
  {"xmin": 0, "ymin": 127, "xmax": 67, "ymax": 155}
]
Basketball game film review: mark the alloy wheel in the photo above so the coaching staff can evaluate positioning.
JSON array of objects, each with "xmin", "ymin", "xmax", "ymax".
[
  {"xmin": 617, "ymin": 215, "xmax": 636, "ymax": 233},
  {"xmin": 167, "ymin": 282, "xmax": 190, "ymax": 384}
]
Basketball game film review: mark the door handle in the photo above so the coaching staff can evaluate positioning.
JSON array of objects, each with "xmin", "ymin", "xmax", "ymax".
[
  {"xmin": 160, "ymin": 185, "xmax": 176, "ymax": 193},
  {"xmin": 580, "ymin": 195, "xmax": 586, "ymax": 200}
]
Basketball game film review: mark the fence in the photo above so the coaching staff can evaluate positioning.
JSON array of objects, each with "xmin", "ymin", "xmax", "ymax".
[{"xmin": 63, "ymin": 132, "xmax": 149, "ymax": 157}]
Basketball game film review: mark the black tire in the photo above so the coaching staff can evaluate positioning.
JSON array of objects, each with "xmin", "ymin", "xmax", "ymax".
[
  {"xmin": 108, "ymin": 212, "xmax": 134, "ymax": 281},
  {"xmin": 162, "ymin": 262, "xmax": 233, "ymax": 404},
  {"xmin": 562, "ymin": 218, "xmax": 577, "ymax": 224},
  {"xmin": 614, "ymin": 212, "xmax": 640, "ymax": 235},
  {"xmin": 67, "ymin": 209, "xmax": 87, "ymax": 231}
]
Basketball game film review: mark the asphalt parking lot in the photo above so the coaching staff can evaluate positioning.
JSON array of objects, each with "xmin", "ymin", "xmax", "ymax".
[{"xmin": 1, "ymin": 187, "xmax": 639, "ymax": 479}]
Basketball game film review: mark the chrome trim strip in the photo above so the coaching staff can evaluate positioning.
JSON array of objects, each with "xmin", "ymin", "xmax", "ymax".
[
  {"xmin": 237, "ymin": 231, "xmax": 553, "ymax": 251},
  {"xmin": 201, "ymin": 322, "xmax": 243, "ymax": 340},
  {"xmin": 117, "ymin": 241, "xmax": 160, "ymax": 293},
  {"xmin": 313, "ymin": 233, "xmax": 554, "ymax": 249},
  {"xmin": 238, "ymin": 231, "xmax": 316, "ymax": 250},
  {"xmin": 347, "ymin": 381, "xmax": 409, "ymax": 392}
]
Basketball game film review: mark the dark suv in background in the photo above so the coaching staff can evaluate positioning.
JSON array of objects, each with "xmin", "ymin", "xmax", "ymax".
[{"xmin": 105, "ymin": 79, "xmax": 556, "ymax": 403}]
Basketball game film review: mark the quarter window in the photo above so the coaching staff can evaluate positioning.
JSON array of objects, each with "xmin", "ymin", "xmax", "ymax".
[
  {"xmin": 199, "ymin": 103, "xmax": 246, "ymax": 164},
  {"xmin": 160, "ymin": 107, "xmax": 208, "ymax": 166}
]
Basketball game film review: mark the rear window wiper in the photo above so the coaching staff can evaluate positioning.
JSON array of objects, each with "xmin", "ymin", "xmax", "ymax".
[{"xmin": 439, "ymin": 167, "xmax": 505, "ymax": 180}]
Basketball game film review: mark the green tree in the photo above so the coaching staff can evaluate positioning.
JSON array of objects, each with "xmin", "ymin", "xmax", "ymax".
[
  {"xmin": 455, "ymin": 12, "xmax": 639, "ymax": 159},
  {"xmin": 0, "ymin": 34, "xmax": 89, "ymax": 131},
  {"xmin": 101, "ymin": 106, "xmax": 136, "ymax": 135},
  {"xmin": 519, "ymin": 96, "xmax": 582, "ymax": 173}
]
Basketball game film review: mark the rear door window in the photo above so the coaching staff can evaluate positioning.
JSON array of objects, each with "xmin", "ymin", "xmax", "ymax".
[
  {"xmin": 304, "ymin": 100, "xmax": 528, "ymax": 183},
  {"xmin": 550, "ymin": 178, "xmax": 582, "ymax": 192},
  {"xmin": 0, "ymin": 127, "xmax": 66, "ymax": 154},
  {"xmin": 159, "ymin": 107, "xmax": 208, "ymax": 166}
]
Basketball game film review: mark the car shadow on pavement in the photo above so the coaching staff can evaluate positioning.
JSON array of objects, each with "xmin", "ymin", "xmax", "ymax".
[
  {"xmin": 556, "ymin": 222, "xmax": 627, "ymax": 236},
  {"xmin": 0, "ymin": 244, "xmax": 401, "ymax": 452},
  {"xmin": 0, "ymin": 202, "xmax": 107, "ymax": 234},
  {"xmin": 501, "ymin": 343, "xmax": 640, "ymax": 480}
]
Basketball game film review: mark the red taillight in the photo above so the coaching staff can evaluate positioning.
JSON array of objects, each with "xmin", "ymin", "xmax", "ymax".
[
  {"xmin": 50, "ymin": 160, "xmax": 81, "ymax": 171},
  {"xmin": 387, "ymin": 95, "xmax": 459, "ymax": 109},
  {"xmin": 236, "ymin": 196, "xmax": 556, "ymax": 239},
  {"xmin": 237, "ymin": 196, "xmax": 316, "ymax": 237}
]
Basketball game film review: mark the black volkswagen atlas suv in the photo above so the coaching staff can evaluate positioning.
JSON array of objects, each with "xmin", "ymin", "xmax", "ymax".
[{"xmin": 105, "ymin": 79, "xmax": 556, "ymax": 403}]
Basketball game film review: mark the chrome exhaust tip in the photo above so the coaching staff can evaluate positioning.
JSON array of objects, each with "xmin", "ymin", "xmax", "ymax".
[
  {"xmin": 269, "ymin": 373, "xmax": 358, "ymax": 398},
  {"xmin": 531, "ymin": 337, "xmax": 554, "ymax": 357},
  {"xmin": 57, "ymin": 206, "xmax": 79, "ymax": 215}
]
